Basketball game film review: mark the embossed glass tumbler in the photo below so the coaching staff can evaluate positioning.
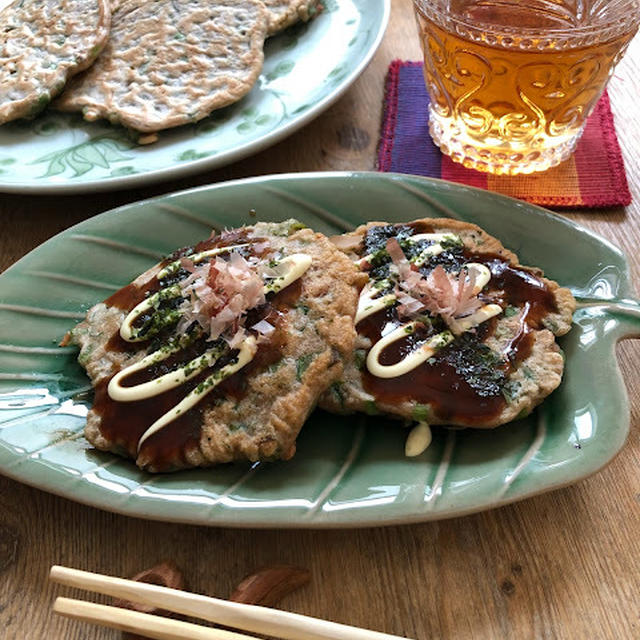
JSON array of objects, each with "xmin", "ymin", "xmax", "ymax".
[{"xmin": 413, "ymin": 0, "xmax": 640, "ymax": 175}]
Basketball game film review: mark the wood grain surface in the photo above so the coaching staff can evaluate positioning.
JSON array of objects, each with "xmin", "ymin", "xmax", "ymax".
[{"xmin": 1, "ymin": 2, "xmax": 639, "ymax": 639}]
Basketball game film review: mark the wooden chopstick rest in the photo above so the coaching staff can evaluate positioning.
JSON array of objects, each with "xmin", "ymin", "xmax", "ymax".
[
  {"xmin": 115, "ymin": 561, "xmax": 306, "ymax": 639},
  {"xmin": 117, "ymin": 561, "xmax": 186, "ymax": 613},
  {"xmin": 230, "ymin": 565, "xmax": 311, "ymax": 607},
  {"xmin": 115, "ymin": 562, "xmax": 186, "ymax": 640}
]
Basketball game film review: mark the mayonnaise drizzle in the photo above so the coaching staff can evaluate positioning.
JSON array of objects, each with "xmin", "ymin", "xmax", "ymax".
[
  {"xmin": 366, "ymin": 323, "xmax": 454, "ymax": 379},
  {"xmin": 405, "ymin": 421, "xmax": 432, "ymax": 457},
  {"xmin": 264, "ymin": 254, "xmax": 312, "ymax": 293},
  {"xmin": 120, "ymin": 252, "xmax": 311, "ymax": 342},
  {"xmin": 156, "ymin": 244, "xmax": 252, "ymax": 280},
  {"xmin": 121, "ymin": 243, "xmax": 252, "ymax": 342},
  {"xmin": 108, "ymin": 340, "xmax": 227, "ymax": 402},
  {"xmin": 355, "ymin": 263, "xmax": 492, "ymax": 326},
  {"xmin": 465, "ymin": 263, "xmax": 491, "ymax": 294},
  {"xmin": 137, "ymin": 337, "xmax": 258, "ymax": 451},
  {"xmin": 354, "ymin": 232, "xmax": 457, "ymax": 267},
  {"xmin": 357, "ymin": 231, "xmax": 505, "ymax": 379},
  {"xmin": 109, "ymin": 243, "xmax": 312, "ymax": 449},
  {"xmin": 120, "ymin": 285, "xmax": 182, "ymax": 342},
  {"xmin": 449, "ymin": 303, "xmax": 502, "ymax": 334},
  {"xmin": 355, "ymin": 282, "xmax": 396, "ymax": 324},
  {"xmin": 411, "ymin": 233, "xmax": 459, "ymax": 267}
]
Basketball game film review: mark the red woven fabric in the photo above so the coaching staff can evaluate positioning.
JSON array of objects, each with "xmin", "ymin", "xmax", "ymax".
[{"xmin": 378, "ymin": 60, "xmax": 631, "ymax": 208}]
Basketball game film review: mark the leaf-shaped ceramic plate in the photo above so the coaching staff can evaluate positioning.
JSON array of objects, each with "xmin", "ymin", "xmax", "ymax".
[
  {"xmin": 1, "ymin": 172, "xmax": 638, "ymax": 528},
  {"xmin": 0, "ymin": 0, "xmax": 389, "ymax": 194}
]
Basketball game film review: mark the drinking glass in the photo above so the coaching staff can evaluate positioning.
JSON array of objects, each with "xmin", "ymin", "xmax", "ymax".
[{"xmin": 413, "ymin": 0, "xmax": 640, "ymax": 175}]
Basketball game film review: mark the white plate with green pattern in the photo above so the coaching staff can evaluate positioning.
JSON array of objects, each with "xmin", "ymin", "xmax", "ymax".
[
  {"xmin": 0, "ymin": 172, "xmax": 638, "ymax": 528},
  {"xmin": 0, "ymin": 0, "xmax": 389, "ymax": 194}
]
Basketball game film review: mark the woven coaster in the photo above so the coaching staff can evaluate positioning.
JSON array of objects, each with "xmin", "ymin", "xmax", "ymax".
[{"xmin": 378, "ymin": 60, "xmax": 631, "ymax": 208}]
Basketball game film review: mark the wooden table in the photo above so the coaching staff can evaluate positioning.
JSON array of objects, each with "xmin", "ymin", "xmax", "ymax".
[{"xmin": 1, "ymin": 2, "xmax": 639, "ymax": 638}]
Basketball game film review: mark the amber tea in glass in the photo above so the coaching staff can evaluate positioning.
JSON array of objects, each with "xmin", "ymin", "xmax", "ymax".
[{"xmin": 413, "ymin": 0, "xmax": 640, "ymax": 175}]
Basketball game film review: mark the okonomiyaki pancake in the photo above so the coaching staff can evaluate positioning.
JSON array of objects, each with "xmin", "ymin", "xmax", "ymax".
[
  {"xmin": 68, "ymin": 220, "xmax": 366, "ymax": 472},
  {"xmin": 0, "ymin": 0, "xmax": 111, "ymax": 125},
  {"xmin": 320, "ymin": 219, "xmax": 576, "ymax": 429},
  {"xmin": 264, "ymin": 0, "xmax": 317, "ymax": 35},
  {"xmin": 54, "ymin": 0, "xmax": 268, "ymax": 136}
]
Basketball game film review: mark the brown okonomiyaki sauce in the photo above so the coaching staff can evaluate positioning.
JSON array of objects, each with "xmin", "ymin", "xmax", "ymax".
[
  {"xmin": 358, "ymin": 247, "xmax": 558, "ymax": 424},
  {"xmin": 93, "ymin": 236, "xmax": 301, "ymax": 471}
]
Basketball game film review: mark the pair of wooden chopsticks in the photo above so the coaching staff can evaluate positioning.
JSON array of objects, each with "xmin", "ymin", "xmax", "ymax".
[{"xmin": 50, "ymin": 566, "xmax": 414, "ymax": 640}]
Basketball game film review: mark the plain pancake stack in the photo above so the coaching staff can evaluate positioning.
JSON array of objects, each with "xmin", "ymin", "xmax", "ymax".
[
  {"xmin": 0, "ymin": 0, "xmax": 111, "ymax": 124},
  {"xmin": 0, "ymin": 0, "xmax": 319, "ymax": 140}
]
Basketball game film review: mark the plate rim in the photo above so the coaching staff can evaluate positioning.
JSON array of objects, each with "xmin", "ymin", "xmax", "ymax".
[{"xmin": 0, "ymin": 1, "xmax": 391, "ymax": 195}]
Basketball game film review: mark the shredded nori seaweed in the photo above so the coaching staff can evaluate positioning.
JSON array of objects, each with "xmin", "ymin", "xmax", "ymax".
[
  {"xmin": 437, "ymin": 333, "xmax": 507, "ymax": 397},
  {"xmin": 416, "ymin": 248, "xmax": 466, "ymax": 277},
  {"xmin": 364, "ymin": 224, "xmax": 414, "ymax": 255},
  {"xmin": 363, "ymin": 224, "xmax": 467, "ymax": 282}
]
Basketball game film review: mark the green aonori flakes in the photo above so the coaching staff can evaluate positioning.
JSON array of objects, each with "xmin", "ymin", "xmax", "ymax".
[
  {"xmin": 296, "ymin": 353, "xmax": 315, "ymax": 381},
  {"xmin": 412, "ymin": 404, "xmax": 430, "ymax": 422}
]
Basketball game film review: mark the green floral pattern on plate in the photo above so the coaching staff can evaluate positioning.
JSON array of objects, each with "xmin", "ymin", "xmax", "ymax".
[
  {"xmin": 0, "ymin": 1, "xmax": 389, "ymax": 193},
  {"xmin": 34, "ymin": 133, "xmax": 134, "ymax": 177},
  {"xmin": 0, "ymin": 173, "xmax": 638, "ymax": 528}
]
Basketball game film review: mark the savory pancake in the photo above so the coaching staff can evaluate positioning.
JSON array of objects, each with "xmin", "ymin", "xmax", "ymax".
[
  {"xmin": 0, "ymin": 0, "xmax": 111, "ymax": 124},
  {"xmin": 319, "ymin": 219, "xmax": 575, "ymax": 429},
  {"xmin": 54, "ymin": 0, "xmax": 268, "ymax": 136},
  {"xmin": 68, "ymin": 220, "xmax": 366, "ymax": 472},
  {"xmin": 264, "ymin": 0, "xmax": 317, "ymax": 35}
]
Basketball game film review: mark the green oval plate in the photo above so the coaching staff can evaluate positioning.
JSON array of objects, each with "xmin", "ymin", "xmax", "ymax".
[
  {"xmin": 0, "ymin": 0, "xmax": 389, "ymax": 194},
  {"xmin": 1, "ymin": 172, "xmax": 638, "ymax": 528}
]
